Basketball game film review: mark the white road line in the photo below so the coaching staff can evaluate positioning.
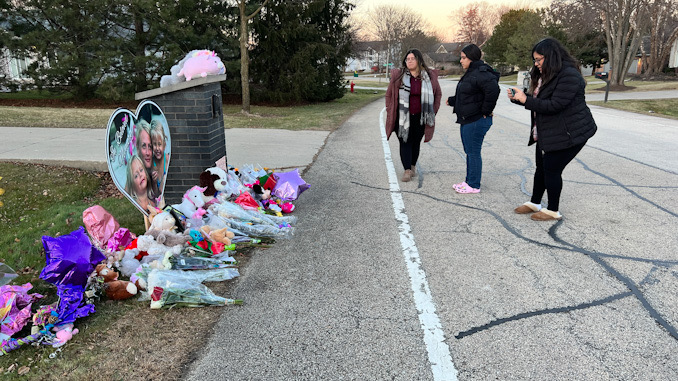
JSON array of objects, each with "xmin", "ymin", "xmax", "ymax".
[{"xmin": 379, "ymin": 108, "xmax": 458, "ymax": 381}]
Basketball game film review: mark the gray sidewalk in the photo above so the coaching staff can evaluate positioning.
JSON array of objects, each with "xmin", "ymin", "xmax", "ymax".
[
  {"xmin": 0, "ymin": 127, "xmax": 329, "ymax": 173},
  {"xmin": 586, "ymin": 88, "xmax": 678, "ymax": 101}
]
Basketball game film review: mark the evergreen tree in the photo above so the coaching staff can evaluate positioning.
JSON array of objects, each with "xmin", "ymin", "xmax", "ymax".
[
  {"xmin": 504, "ymin": 11, "xmax": 545, "ymax": 70},
  {"xmin": 1, "ymin": 0, "xmax": 237, "ymax": 99},
  {"xmin": 484, "ymin": 9, "xmax": 545, "ymax": 71},
  {"xmin": 249, "ymin": 0, "xmax": 353, "ymax": 103},
  {"xmin": 104, "ymin": 0, "xmax": 236, "ymax": 98},
  {"xmin": 1, "ymin": 0, "xmax": 118, "ymax": 99}
]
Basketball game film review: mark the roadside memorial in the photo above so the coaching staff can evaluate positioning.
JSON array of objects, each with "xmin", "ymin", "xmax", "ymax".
[
  {"xmin": 1, "ymin": 49, "xmax": 311, "ymax": 359},
  {"xmin": 0, "ymin": 160, "xmax": 310, "ymax": 357}
]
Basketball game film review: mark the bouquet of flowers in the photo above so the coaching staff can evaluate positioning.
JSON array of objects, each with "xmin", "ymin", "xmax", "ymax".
[
  {"xmin": 150, "ymin": 286, "xmax": 242, "ymax": 309},
  {"xmin": 146, "ymin": 269, "xmax": 241, "ymax": 309}
]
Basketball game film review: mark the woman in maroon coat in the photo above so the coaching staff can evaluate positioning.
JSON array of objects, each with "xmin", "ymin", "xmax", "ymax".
[{"xmin": 385, "ymin": 49, "xmax": 442, "ymax": 182}]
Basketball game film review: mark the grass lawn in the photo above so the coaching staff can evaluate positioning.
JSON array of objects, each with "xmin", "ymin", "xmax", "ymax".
[
  {"xmin": 0, "ymin": 89, "xmax": 385, "ymax": 130},
  {"xmin": 222, "ymin": 89, "xmax": 385, "ymax": 130},
  {"xmin": 499, "ymin": 73, "xmax": 518, "ymax": 84},
  {"xmin": 586, "ymin": 78, "xmax": 678, "ymax": 93},
  {"xmin": 589, "ymin": 98, "xmax": 678, "ymax": 119},
  {"xmin": 346, "ymin": 80, "xmax": 389, "ymax": 88},
  {"xmin": 0, "ymin": 106, "xmax": 113, "ymax": 128}
]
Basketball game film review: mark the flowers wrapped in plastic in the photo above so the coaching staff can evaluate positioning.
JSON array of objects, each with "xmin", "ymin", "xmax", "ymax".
[
  {"xmin": 212, "ymin": 201, "xmax": 296, "ymax": 232},
  {"xmin": 237, "ymin": 164, "xmax": 268, "ymax": 185},
  {"xmin": 210, "ymin": 215, "xmax": 294, "ymax": 240},
  {"xmin": 146, "ymin": 269, "xmax": 241, "ymax": 309},
  {"xmin": 164, "ymin": 251, "xmax": 237, "ymax": 271},
  {"xmin": 0, "ymin": 263, "xmax": 18, "ymax": 287},
  {"xmin": 214, "ymin": 201, "xmax": 280, "ymax": 226}
]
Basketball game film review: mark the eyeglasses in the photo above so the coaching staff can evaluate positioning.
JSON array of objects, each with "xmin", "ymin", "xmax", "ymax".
[
  {"xmin": 533, "ymin": 57, "xmax": 544, "ymax": 64},
  {"xmin": 405, "ymin": 58, "xmax": 417, "ymax": 62}
]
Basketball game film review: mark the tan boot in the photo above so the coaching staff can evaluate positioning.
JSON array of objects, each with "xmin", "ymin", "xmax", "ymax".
[
  {"xmin": 531, "ymin": 209, "xmax": 562, "ymax": 221},
  {"xmin": 401, "ymin": 169, "xmax": 412, "ymax": 182},
  {"xmin": 411, "ymin": 165, "xmax": 416, "ymax": 176},
  {"xmin": 514, "ymin": 202, "xmax": 541, "ymax": 214}
]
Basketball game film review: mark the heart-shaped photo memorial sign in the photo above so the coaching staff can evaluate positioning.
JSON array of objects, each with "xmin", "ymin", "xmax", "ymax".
[{"xmin": 106, "ymin": 100, "xmax": 171, "ymax": 216}]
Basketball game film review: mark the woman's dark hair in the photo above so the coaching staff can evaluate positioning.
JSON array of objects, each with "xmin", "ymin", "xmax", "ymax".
[
  {"xmin": 461, "ymin": 44, "xmax": 482, "ymax": 61},
  {"xmin": 398, "ymin": 48, "xmax": 430, "ymax": 81},
  {"xmin": 529, "ymin": 37, "xmax": 580, "ymax": 93}
]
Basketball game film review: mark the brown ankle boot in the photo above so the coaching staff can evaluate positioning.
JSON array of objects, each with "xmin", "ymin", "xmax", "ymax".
[
  {"xmin": 401, "ymin": 169, "xmax": 412, "ymax": 182},
  {"xmin": 411, "ymin": 166, "xmax": 416, "ymax": 176}
]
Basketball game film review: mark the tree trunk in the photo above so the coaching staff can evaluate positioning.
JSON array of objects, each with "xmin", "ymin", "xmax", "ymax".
[
  {"xmin": 599, "ymin": 0, "xmax": 648, "ymax": 86},
  {"xmin": 239, "ymin": 1, "xmax": 251, "ymax": 114},
  {"xmin": 133, "ymin": 10, "xmax": 148, "ymax": 93},
  {"xmin": 644, "ymin": 0, "xmax": 678, "ymax": 75}
]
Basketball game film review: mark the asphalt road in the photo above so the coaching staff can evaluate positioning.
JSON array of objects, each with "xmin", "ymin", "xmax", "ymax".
[{"xmin": 186, "ymin": 78, "xmax": 678, "ymax": 380}]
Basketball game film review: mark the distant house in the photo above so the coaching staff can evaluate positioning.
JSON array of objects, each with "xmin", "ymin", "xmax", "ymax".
[
  {"xmin": 670, "ymin": 38, "xmax": 678, "ymax": 69},
  {"xmin": 597, "ymin": 36, "xmax": 678, "ymax": 75},
  {"xmin": 425, "ymin": 42, "xmax": 464, "ymax": 71},
  {"xmin": 345, "ymin": 41, "xmax": 391, "ymax": 73},
  {"xmin": 345, "ymin": 41, "xmax": 466, "ymax": 74},
  {"xmin": 0, "ymin": 48, "xmax": 34, "ymax": 86}
]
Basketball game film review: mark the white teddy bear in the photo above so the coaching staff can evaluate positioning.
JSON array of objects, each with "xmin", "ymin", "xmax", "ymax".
[{"xmin": 136, "ymin": 235, "xmax": 183, "ymax": 259}]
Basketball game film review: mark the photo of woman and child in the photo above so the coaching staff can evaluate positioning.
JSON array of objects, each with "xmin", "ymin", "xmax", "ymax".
[{"xmin": 106, "ymin": 100, "xmax": 171, "ymax": 216}]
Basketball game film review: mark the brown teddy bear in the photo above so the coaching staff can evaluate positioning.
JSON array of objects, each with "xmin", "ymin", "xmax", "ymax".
[
  {"xmin": 95, "ymin": 264, "xmax": 138, "ymax": 300},
  {"xmin": 200, "ymin": 225, "xmax": 235, "ymax": 246}
]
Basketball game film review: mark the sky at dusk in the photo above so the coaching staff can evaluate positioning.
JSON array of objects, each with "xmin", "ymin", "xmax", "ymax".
[{"xmin": 352, "ymin": 0, "xmax": 551, "ymax": 41}]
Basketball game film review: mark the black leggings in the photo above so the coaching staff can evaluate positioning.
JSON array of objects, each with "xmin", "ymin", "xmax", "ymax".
[
  {"xmin": 398, "ymin": 113, "xmax": 425, "ymax": 170},
  {"xmin": 531, "ymin": 141, "xmax": 585, "ymax": 212}
]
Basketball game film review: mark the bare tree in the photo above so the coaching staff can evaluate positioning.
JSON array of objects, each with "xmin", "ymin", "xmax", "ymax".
[
  {"xmin": 543, "ymin": 0, "xmax": 607, "ymax": 67},
  {"xmin": 237, "ymin": 0, "xmax": 268, "ymax": 114},
  {"xmin": 587, "ymin": 0, "xmax": 650, "ymax": 86},
  {"xmin": 448, "ymin": 1, "xmax": 535, "ymax": 46},
  {"xmin": 450, "ymin": 2, "xmax": 502, "ymax": 46},
  {"xmin": 365, "ymin": 5, "xmax": 424, "ymax": 75},
  {"xmin": 644, "ymin": 0, "xmax": 678, "ymax": 75}
]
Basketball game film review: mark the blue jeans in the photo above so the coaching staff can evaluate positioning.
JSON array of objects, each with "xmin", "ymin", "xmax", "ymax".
[{"xmin": 460, "ymin": 116, "xmax": 492, "ymax": 189}]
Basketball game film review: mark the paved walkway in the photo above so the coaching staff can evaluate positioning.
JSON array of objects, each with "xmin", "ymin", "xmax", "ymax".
[{"xmin": 0, "ymin": 127, "xmax": 329, "ymax": 172}]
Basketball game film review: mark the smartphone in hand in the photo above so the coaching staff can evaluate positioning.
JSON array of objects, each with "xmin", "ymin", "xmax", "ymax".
[{"xmin": 509, "ymin": 88, "xmax": 516, "ymax": 96}]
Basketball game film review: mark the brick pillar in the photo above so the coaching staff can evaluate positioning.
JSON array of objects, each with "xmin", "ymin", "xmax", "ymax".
[{"xmin": 135, "ymin": 74, "xmax": 227, "ymax": 204}]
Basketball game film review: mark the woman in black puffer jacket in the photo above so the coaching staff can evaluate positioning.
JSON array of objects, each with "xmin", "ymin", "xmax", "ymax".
[
  {"xmin": 446, "ymin": 44, "xmax": 500, "ymax": 194},
  {"xmin": 508, "ymin": 37, "xmax": 597, "ymax": 221}
]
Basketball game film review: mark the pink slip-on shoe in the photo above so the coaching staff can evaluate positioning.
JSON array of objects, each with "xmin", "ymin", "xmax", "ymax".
[
  {"xmin": 453, "ymin": 182, "xmax": 468, "ymax": 191},
  {"xmin": 455, "ymin": 184, "xmax": 480, "ymax": 194}
]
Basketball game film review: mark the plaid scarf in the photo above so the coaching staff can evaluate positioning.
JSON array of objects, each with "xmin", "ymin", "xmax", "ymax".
[{"xmin": 398, "ymin": 70, "xmax": 435, "ymax": 142}]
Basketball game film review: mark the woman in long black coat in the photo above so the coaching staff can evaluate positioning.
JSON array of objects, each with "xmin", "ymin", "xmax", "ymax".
[
  {"xmin": 508, "ymin": 37, "xmax": 597, "ymax": 221},
  {"xmin": 446, "ymin": 44, "xmax": 500, "ymax": 194}
]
